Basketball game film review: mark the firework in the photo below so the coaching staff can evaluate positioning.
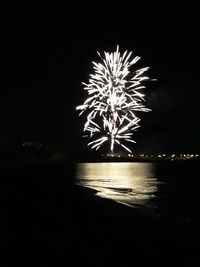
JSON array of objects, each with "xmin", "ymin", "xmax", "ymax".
[{"xmin": 76, "ymin": 46, "xmax": 151, "ymax": 153}]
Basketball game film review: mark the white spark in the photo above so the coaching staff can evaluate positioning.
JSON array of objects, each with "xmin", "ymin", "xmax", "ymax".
[{"xmin": 76, "ymin": 46, "xmax": 152, "ymax": 153}]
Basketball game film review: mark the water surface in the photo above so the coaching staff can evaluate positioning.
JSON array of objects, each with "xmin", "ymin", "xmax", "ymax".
[{"xmin": 76, "ymin": 162, "xmax": 159, "ymax": 209}]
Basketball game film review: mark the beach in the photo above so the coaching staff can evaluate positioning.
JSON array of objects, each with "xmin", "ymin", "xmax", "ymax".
[{"xmin": 0, "ymin": 160, "xmax": 199, "ymax": 266}]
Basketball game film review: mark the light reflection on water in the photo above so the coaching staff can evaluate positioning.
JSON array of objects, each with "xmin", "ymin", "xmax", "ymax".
[{"xmin": 76, "ymin": 162, "xmax": 158, "ymax": 209}]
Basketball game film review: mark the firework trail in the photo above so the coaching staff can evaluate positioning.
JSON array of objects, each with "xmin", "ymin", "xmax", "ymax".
[{"xmin": 76, "ymin": 46, "xmax": 151, "ymax": 153}]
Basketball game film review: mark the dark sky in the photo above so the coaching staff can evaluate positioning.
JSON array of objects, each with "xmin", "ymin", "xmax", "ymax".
[{"xmin": 1, "ymin": 3, "xmax": 200, "ymax": 154}]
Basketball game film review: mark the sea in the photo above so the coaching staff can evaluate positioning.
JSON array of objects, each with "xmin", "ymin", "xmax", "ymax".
[
  {"xmin": 1, "ymin": 159, "xmax": 200, "ymax": 265},
  {"xmin": 76, "ymin": 160, "xmax": 200, "ymax": 220}
]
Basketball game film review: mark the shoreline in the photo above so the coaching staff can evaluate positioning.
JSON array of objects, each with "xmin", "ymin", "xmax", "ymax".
[{"xmin": 0, "ymin": 161, "xmax": 199, "ymax": 266}]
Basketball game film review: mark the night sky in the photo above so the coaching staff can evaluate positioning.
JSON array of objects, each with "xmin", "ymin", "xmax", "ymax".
[{"xmin": 2, "ymin": 3, "xmax": 200, "ymax": 154}]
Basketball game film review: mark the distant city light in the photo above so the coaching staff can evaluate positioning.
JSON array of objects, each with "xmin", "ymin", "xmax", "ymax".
[{"xmin": 100, "ymin": 153, "xmax": 199, "ymax": 161}]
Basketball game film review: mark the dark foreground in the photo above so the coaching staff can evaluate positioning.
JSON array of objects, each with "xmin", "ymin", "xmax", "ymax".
[{"xmin": 0, "ymin": 160, "xmax": 199, "ymax": 266}]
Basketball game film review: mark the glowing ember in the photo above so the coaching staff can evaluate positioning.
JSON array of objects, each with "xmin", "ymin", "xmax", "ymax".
[{"xmin": 76, "ymin": 46, "xmax": 152, "ymax": 153}]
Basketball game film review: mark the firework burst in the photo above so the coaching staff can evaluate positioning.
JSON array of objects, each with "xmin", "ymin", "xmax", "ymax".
[{"xmin": 76, "ymin": 46, "xmax": 151, "ymax": 153}]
